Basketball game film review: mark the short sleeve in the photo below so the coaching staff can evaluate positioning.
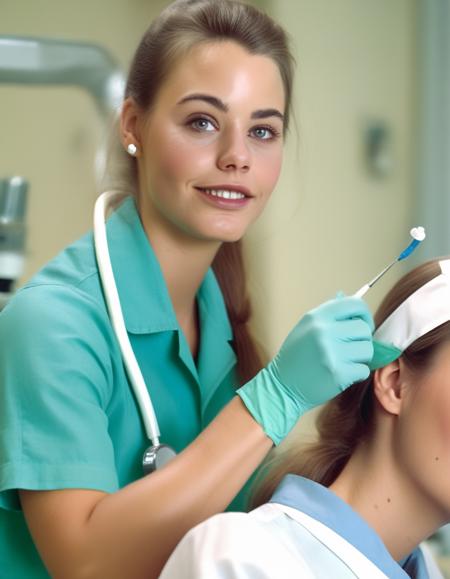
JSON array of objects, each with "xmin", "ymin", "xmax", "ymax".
[{"xmin": 0, "ymin": 284, "xmax": 120, "ymax": 511}]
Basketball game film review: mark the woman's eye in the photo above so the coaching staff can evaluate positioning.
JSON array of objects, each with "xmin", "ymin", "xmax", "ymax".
[
  {"xmin": 189, "ymin": 117, "xmax": 217, "ymax": 132},
  {"xmin": 251, "ymin": 126, "xmax": 280, "ymax": 140}
]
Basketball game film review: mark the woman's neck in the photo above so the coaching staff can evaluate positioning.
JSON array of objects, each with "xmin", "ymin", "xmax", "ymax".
[
  {"xmin": 329, "ymin": 437, "xmax": 446, "ymax": 561},
  {"xmin": 137, "ymin": 197, "xmax": 221, "ymax": 326}
]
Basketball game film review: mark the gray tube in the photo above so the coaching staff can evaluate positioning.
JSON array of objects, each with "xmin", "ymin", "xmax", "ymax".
[{"xmin": 0, "ymin": 36, "xmax": 125, "ymax": 116}]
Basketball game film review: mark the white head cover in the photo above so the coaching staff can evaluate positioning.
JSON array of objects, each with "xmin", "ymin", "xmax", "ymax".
[{"xmin": 374, "ymin": 259, "xmax": 450, "ymax": 352}]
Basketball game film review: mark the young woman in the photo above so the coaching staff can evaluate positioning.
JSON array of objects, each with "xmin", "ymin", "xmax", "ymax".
[
  {"xmin": 159, "ymin": 258, "xmax": 449, "ymax": 578},
  {"xmin": 0, "ymin": 1, "xmax": 374, "ymax": 577}
]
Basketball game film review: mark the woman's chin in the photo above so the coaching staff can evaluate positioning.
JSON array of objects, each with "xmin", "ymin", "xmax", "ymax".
[
  {"xmin": 188, "ymin": 222, "xmax": 248, "ymax": 244},
  {"xmin": 205, "ymin": 230, "xmax": 246, "ymax": 244}
]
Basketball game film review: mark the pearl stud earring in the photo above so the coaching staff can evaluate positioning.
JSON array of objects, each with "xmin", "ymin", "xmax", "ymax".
[{"xmin": 127, "ymin": 143, "xmax": 137, "ymax": 156}]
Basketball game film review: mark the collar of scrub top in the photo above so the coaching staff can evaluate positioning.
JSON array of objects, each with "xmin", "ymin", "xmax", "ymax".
[
  {"xmin": 369, "ymin": 259, "xmax": 450, "ymax": 370},
  {"xmin": 100, "ymin": 194, "xmax": 233, "ymax": 339},
  {"xmin": 270, "ymin": 475, "xmax": 430, "ymax": 578}
]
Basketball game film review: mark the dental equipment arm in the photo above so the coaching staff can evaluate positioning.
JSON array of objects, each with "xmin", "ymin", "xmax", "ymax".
[{"xmin": 0, "ymin": 36, "xmax": 125, "ymax": 116}]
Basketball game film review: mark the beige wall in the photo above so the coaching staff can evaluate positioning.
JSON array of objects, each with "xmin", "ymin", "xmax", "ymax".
[{"xmin": 247, "ymin": 0, "xmax": 417, "ymax": 363}]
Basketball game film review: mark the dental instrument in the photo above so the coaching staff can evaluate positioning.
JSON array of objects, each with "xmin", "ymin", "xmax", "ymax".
[{"xmin": 354, "ymin": 227, "xmax": 426, "ymax": 299}]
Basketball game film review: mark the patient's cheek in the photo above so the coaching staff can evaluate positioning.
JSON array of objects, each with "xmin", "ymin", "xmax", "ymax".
[
  {"xmin": 422, "ymin": 365, "xmax": 450, "ymax": 471},
  {"xmin": 436, "ymin": 408, "xmax": 450, "ymax": 456}
]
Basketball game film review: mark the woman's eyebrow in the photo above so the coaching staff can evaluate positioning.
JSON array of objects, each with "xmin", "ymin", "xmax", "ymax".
[
  {"xmin": 251, "ymin": 108, "xmax": 284, "ymax": 122},
  {"xmin": 177, "ymin": 93, "xmax": 228, "ymax": 111},
  {"xmin": 177, "ymin": 93, "xmax": 284, "ymax": 121}
]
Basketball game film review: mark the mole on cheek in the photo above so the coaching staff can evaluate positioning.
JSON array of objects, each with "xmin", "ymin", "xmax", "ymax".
[
  {"xmin": 435, "ymin": 456, "xmax": 440, "ymax": 461},
  {"xmin": 387, "ymin": 497, "xmax": 391, "ymax": 503}
]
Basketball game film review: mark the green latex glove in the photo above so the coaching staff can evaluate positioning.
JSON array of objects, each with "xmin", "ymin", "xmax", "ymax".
[{"xmin": 237, "ymin": 294, "xmax": 374, "ymax": 444}]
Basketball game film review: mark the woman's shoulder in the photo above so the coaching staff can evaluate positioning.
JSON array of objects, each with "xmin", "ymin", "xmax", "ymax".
[
  {"xmin": 3, "ymin": 230, "xmax": 106, "ymax": 323},
  {"xmin": 0, "ymin": 230, "xmax": 115, "ymax": 358},
  {"xmin": 159, "ymin": 508, "xmax": 313, "ymax": 579},
  {"xmin": 0, "ymin": 235, "xmax": 118, "ymax": 412},
  {"xmin": 178, "ymin": 503, "xmax": 297, "ymax": 551},
  {"xmin": 25, "ymin": 230, "xmax": 100, "ymax": 296}
]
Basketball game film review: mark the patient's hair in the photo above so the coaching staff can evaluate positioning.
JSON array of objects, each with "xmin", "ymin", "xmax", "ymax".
[
  {"xmin": 251, "ymin": 258, "xmax": 450, "ymax": 508},
  {"xmin": 99, "ymin": 0, "xmax": 296, "ymax": 384}
]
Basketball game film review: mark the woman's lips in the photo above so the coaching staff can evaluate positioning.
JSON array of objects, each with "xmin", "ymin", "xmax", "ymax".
[{"xmin": 195, "ymin": 186, "xmax": 252, "ymax": 208}]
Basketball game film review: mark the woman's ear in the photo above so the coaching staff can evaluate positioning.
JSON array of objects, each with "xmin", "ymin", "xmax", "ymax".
[
  {"xmin": 120, "ymin": 97, "xmax": 143, "ymax": 156},
  {"xmin": 373, "ymin": 359, "xmax": 408, "ymax": 416}
]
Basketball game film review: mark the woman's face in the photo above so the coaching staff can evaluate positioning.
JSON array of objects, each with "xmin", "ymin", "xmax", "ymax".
[
  {"xmin": 130, "ymin": 40, "xmax": 286, "ymax": 243},
  {"xmin": 393, "ymin": 341, "xmax": 450, "ymax": 520}
]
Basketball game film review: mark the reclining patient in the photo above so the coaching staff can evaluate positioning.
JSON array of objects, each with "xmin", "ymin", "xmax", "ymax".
[{"xmin": 159, "ymin": 258, "xmax": 450, "ymax": 578}]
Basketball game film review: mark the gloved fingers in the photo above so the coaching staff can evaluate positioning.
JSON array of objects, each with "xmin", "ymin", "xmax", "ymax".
[
  {"xmin": 339, "ymin": 361, "xmax": 371, "ymax": 389},
  {"xmin": 317, "ymin": 295, "xmax": 375, "ymax": 331},
  {"xmin": 335, "ymin": 318, "xmax": 374, "ymax": 342},
  {"xmin": 339, "ymin": 339, "xmax": 374, "ymax": 364},
  {"xmin": 332, "ymin": 297, "xmax": 375, "ymax": 330}
]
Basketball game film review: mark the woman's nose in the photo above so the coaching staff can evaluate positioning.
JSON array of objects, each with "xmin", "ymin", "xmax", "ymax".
[{"xmin": 216, "ymin": 128, "xmax": 251, "ymax": 172}]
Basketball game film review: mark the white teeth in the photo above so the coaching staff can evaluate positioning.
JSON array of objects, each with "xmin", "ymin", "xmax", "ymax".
[{"xmin": 202, "ymin": 189, "xmax": 246, "ymax": 200}]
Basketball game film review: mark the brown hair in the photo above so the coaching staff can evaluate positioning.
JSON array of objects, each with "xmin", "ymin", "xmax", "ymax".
[
  {"xmin": 251, "ymin": 258, "xmax": 450, "ymax": 507},
  {"xmin": 99, "ymin": 0, "xmax": 295, "ymax": 384}
]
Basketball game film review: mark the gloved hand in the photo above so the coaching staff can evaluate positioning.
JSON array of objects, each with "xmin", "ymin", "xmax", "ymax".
[{"xmin": 237, "ymin": 294, "xmax": 374, "ymax": 444}]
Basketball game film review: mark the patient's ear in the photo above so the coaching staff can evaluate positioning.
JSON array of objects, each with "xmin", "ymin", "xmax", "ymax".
[{"xmin": 373, "ymin": 359, "xmax": 408, "ymax": 416}]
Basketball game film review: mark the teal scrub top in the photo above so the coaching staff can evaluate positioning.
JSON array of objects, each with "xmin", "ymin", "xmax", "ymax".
[{"xmin": 0, "ymin": 196, "xmax": 248, "ymax": 578}]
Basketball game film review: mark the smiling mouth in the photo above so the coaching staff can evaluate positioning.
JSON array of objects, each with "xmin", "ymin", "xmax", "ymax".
[{"xmin": 195, "ymin": 186, "xmax": 252, "ymax": 200}]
